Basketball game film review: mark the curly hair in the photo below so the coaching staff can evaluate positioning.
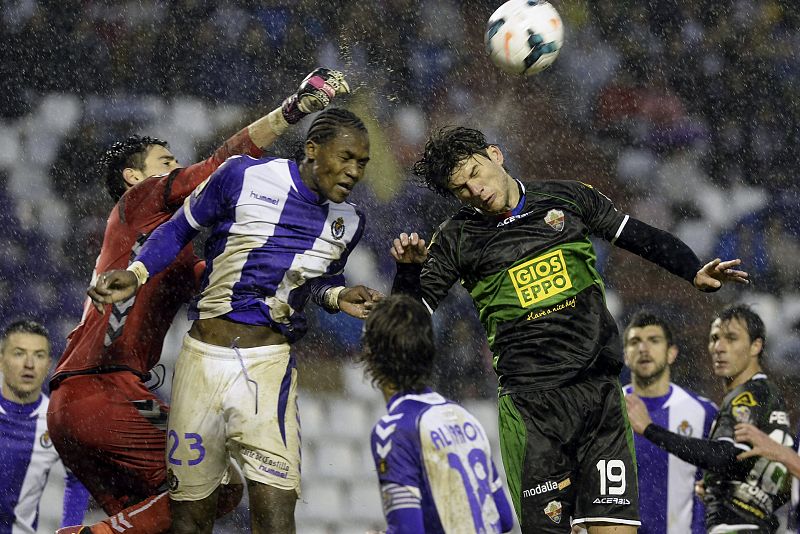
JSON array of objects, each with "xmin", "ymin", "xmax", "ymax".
[
  {"xmin": 359, "ymin": 295, "xmax": 434, "ymax": 394},
  {"xmin": 99, "ymin": 135, "xmax": 169, "ymax": 202},
  {"xmin": 412, "ymin": 126, "xmax": 491, "ymax": 196}
]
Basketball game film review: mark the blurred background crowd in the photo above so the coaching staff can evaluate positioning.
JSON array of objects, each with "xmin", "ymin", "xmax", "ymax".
[{"xmin": 2, "ymin": 0, "xmax": 800, "ymax": 530}]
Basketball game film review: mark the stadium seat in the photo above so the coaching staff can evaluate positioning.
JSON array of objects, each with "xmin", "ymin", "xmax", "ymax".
[
  {"xmin": 347, "ymin": 479, "xmax": 384, "ymax": 523},
  {"xmin": 341, "ymin": 362, "xmax": 382, "ymax": 402},
  {"xmin": 311, "ymin": 437, "xmax": 363, "ymax": 480},
  {"xmin": 296, "ymin": 479, "xmax": 345, "ymax": 523},
  {"xmin": 298, "ymin": 395, "xmax": 328, "ymax": 441},
  {"xmin": 327, "ymin": 398, "xmax": 372, "ymax": 441},
  {"xmin": 170, "ymin": 97, "xmax": 212, "ymax": 137},
  {"xmin": 0, "ymin": 123, "xmax": 21, "ymax": 169}
]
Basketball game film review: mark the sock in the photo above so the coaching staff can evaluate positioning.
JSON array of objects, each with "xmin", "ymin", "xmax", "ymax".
[{"xmin": 89, "ymin": 493, "xmax": 170, "ymax": 534}]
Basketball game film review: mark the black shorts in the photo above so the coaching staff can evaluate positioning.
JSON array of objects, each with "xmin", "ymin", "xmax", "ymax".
[{"xmin": 498, "ymin": 373, "xmax": 640, "ymax": 532}]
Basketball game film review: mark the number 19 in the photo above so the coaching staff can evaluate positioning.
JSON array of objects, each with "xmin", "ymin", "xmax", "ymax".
[{"xmin": 596, "ymin": 459, "xmax": 626, "ymax": 495}]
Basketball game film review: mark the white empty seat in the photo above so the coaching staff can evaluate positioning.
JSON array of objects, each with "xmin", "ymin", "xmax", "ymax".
[
  {"xmin": 327, "ymin": 398, "xmax": 372, "ymax": 441},
  {"xmin": 0, "ymin": 123, "xmax": 21, "ymax": 169},
  {"xmin": 296, "ymin": 479, "xmax": 345, "ymax": 523},
  {"xmin": 298, "ymin": 395, "xmax": 328, "ymax": 441},
  {"xmin": 347, "ymin": 480, "xmax": 384, "ymax": 523},
  {"xmin": 35, "ymin": 93, "xmax": 82, "ymax": 135},
  {"xmin": 312, "ymin": 438, "xmax": 361, "ymax": 480},
  {"xmin": 462, "ymin": 399, "xmax": 499, "ymax": 442},
  {"xmin": 170, "ymin": 97, "xmax": 212, "ymax": 136}
]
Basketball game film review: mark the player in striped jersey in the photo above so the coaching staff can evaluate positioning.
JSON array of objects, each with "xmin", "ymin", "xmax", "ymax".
[
  {"xmin": 622, "ymin": 311, "xmax": 718, "ymax": 534},
  {"xmin": 50, "ymin": 68, "xmax": 351, "ymax": 534},
  {"xmin": 0, "ymin": 320, "xmax": 89, "ymax": 534},
  {"xmin": 361, "ymin": 295, "xmax": 514, "ymax": 533},
  {"xmin": 90, "ymin": 108, "xmax": 381, "ymax": 533}
]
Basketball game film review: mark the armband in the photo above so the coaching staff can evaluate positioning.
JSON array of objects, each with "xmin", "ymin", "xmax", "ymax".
[
  {"xmin": 127, "ymin": 261, "xmax": 150, "ymax": 287},
  {"xmin": 323, "ymin": 286, "xmax": 346, "ymax": 312}
]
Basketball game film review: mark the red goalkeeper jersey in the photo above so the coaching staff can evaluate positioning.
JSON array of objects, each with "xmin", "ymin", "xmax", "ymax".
[{"xmin": 51, "ymin": 129, "xmax": 263, "ymax": 387}]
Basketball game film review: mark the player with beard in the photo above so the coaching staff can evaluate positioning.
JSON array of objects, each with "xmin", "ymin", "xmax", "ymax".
[
  {"xmin": 627, "ymin": 305, "xmax": 793, "ymax": 533},
  {"xmin": 622, "ymin": 311, "xmax": 717, "ymax": 533}
]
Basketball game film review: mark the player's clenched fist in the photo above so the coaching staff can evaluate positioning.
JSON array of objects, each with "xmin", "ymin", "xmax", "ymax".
[
  {"xmin": 87, "ymin": 270, "xmax": 140, "ymax": 314},
  {"xmin": 281, "ymin": 68, "xmax": 350, "ymax": 124}
]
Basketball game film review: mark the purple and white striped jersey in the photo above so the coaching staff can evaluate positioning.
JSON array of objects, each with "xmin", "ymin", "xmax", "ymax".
[
  {"xmin": 0, "ymin": 393, "xmax": 88, "ymax": 534},
  {"xmin": 136, "ymin": 155, "xmax": 364, "ymax": 341},
  {"xmin": 371, "ymin": 389, "xmax": 512, "ymax": 533},
  {"xmin": 623, "ymin": 383, "xmax": 718, "ymax": 534}
]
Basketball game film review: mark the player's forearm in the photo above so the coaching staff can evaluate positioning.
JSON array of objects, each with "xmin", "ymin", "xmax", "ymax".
[
  {"xmin": 614, "ymin": 217, "xmax": 702, "ymax": 283},
  {"xmin": 246, "ymin": 109, "xmax": 285, "ymax": 150},
  {"xmin": 644, "ymin": 424, "xmax": 751, "ymax": 477},
  {"xmin": 135, "ymin": 212, "xmax": 199, "ymax": 278}
]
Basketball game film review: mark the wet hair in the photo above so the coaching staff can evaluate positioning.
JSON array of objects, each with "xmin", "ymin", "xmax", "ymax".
[
  {"xmin": 713, "ymin": 304, "xmax": 766, "ymax": 357},
  {"xmin": 99, "ymin": 135, "xmax": 169, "ymax": 201},
  {"xmin": 624, "ymin": 311, "xmax": 674, "ymax": 347},
  {"xmin": 359, "ymin": 295, "xmax": 434, "ymax": 393},
  {"xmin": 0, "ymin": 320, "xmax": 50, "ymax": 352},
  {"xmin": 293, "ymin": 108, "xmax": 368, "ymax": 162},
  {"xmin": 412, "ymin": 126, "xmax": 491, "ymax": 197}
]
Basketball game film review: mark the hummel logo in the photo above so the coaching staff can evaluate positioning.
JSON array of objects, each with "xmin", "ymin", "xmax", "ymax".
[{"xmin": 250, "ymin": 191, "xmax": 279, "ymax": 205}]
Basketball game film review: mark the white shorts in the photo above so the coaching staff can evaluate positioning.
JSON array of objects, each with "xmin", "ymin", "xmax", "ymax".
[{"xmin": 166, "ymin": 334, "xmax": 300, "ymax": 501}]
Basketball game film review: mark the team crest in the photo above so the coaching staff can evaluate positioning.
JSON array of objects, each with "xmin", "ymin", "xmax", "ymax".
[
  {"xmin": 544, "ymin": 500, "xmax": 562, "ymax": 524},
  {"xmin": 39, "ymin": 431, "xmax": 52, "ymax": 448},
  {"xmin": 330, "ymin": 217, "xmax": 345, "ymax": 240},
  {"xmin": 378, "ymin": 459, "xmax": 389, "ymax": 474},
  {"xmin": 677, "ymin": 420, "xmax": 693, "ymax": 437},
  {"xmin": 167, "ymin": 469, "xmax": 179, "ymax": 492},
  {"xmin": 732, "ymin": 405, "xmax": 752, "ymax": 423},
  {"xmin": 544, "ymin": 209, "xmax": 565, "ymax": 232}
]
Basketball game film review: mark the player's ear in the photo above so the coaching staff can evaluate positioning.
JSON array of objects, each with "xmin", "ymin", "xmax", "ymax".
[
  {"xmin": 667, "ymin": 345, "xmax": 679, "ymax": 365},
  {"xmin": 749, "ymin": 337, "xmax": 763, "ymax": 359},
  {"xmin": 122, "ymin": 168, "xmax": 143, "ymax": 188},
  {"xmin": 487, "ymin": 144, "xmax": 504, "ymax": 166},
  {"xmin": 304, "ymin": 140, "xmax": 318, "ymax": 162}
]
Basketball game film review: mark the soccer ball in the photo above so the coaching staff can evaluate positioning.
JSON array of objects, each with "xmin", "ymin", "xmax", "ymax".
[{"xmin": 484, "ymin": 0, "xmax": 564, "ymax": 76}]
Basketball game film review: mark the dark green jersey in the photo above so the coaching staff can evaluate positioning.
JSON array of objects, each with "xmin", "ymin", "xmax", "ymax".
[
  {"xmin": 705, "ymin": 374, "xmax": 793, "ymax": 533},
  {"xmin": 418, "ymin": 180, "xmax": 629, "ymax": 393}
]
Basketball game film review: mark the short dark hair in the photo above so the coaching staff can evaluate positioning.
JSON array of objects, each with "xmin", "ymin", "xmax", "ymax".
[
  {"xmin": 624, "ymin": 311, "xmax": 674, "ymax": 347},
  {"xmin": 412, "ymin": 126, "xmax": 491, "ymax": 197},
  {"xmin": 294, "ymin": 108, "xmax": 368, "ymax": 162},
  {"xmin": 359, "ymin": 295, "xmax": 434, "ymax": 393},
  {"xmin": 99, "ymin": 135, "xmax": 169, "ymax": 202},
  {"xmin": 1, "ymin": 320, "xmax": 50, "ymax": 351},
  {"xmin": 713, "ymin": 304, "xmax": 766, "ymax": 357}
]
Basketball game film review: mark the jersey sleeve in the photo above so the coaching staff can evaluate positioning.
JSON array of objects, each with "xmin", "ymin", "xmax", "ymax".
[
  {"xmin": 136, "ymin": 158, "xmax": 238, "ymax": 275},
  {"xmin": 163, "ymin": 128, "xmax": 263, "ymax": 209},
  {"xmin": 371, "ymin": 416, "xmax": 423, "ymax": 489},
  {"xmin": 569, "ymin": 181, "xmax": 628, "ymax": 241},
  {"xmin": 417, "ymin": 221, "xmax": 464, "ymax": 312}
]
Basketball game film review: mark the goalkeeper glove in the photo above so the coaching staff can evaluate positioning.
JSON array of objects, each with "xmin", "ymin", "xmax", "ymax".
[{"xmin": 281, "ymin": 68, "xmax": 350, "ymax": 125}]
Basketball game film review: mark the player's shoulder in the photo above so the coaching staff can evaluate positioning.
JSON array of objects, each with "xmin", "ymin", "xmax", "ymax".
[{"xmin": 669, "ymin": 383, "xmax": 718, "ymax": 411}]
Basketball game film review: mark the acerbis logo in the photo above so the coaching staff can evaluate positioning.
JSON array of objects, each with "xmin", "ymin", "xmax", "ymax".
[
  {"xmin": 497, "ymin": 210, "xmax": 535, "ymax": 227},
  {"xmin": 593, "ymin": 497, "xmax": 631, "ymax": 505}
]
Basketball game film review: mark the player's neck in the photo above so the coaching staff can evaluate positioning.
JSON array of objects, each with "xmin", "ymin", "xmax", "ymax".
[
  {"xmin": 632, "ymin": 376, "xmax": 670, "ymax": 397},
  {"xmin": 725, "ymin": 364, "xmax": 762, "ymax": 392},
  {"xmin": 1, "ymin": 383, "xmax": 40, "ymax": 405}
]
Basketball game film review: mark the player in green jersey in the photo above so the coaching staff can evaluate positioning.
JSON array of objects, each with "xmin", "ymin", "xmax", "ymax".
[{"xmin": 391, "ymin": 126, "xmax": 749, "ymax": 533}]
